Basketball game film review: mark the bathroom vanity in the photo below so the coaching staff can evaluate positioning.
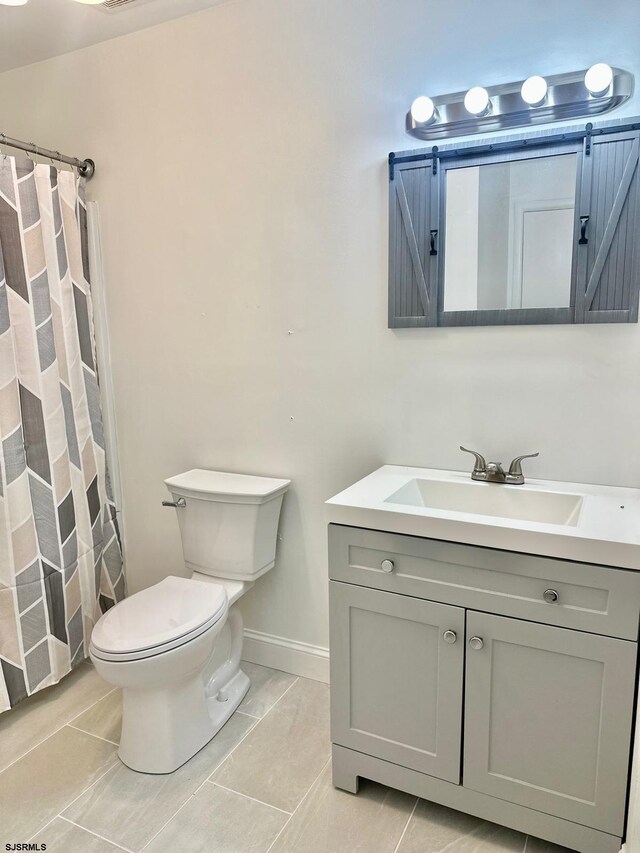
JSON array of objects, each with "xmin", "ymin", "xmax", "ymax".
[{"xmin": 326, "ymin": 467, "xmax": 640, "ymax": 853}]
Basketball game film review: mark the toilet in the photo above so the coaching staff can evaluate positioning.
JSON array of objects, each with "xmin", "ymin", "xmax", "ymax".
[{"xmin": 89, "ymin": 469, "xmax": 290, "ymax": 774}]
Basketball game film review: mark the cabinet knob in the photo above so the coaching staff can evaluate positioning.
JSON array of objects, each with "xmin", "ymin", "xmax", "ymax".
[
  {"xmin": 380, "ymin": 559, "xmax": 394, "ymax": 573},
  {"xmin": 443, "ymin": 630, "xmax": 457, "ymax": 644},
  {"xmin": 469, "ymin": 636, "xmax": 484, "ymax": 651},
  {"xmin": 543, "ymin": 588, "xmax": 559, "ymax": 603}
]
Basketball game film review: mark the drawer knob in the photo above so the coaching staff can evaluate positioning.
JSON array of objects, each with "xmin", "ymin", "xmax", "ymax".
[
  {"xmin": 469, "ymin": 636, "xmax": 484, "ymax": 651},
  {"xmin": 443, "ymin": 630, "xmax": 457, "ymax": 644},
  {"xmin": 380, "ymin": 559, "xmax": 395, "ymax": 573},
  {"xmin": 543, "ymin": 588, "xmax": 559, "ymax": 604}
]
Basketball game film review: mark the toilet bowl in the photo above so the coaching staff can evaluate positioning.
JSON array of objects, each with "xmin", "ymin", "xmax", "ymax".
[{"xmin": 90, "ymin": 470, "xmax": 290, "ymax": 774}]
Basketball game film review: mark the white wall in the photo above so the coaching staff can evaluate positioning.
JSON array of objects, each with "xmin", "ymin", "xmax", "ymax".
[{"xmin": 1, "ymin": 0, "xmax": 639, "ymax": 654}]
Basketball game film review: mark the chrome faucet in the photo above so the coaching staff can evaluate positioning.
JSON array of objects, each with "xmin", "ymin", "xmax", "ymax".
[{"xmin": 460, "ymin": 446, "xmax": 539, "ymax": 485}]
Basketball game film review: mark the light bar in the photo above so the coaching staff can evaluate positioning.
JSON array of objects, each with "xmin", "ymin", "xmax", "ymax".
[{"xmin": 406, "ymin": 66, "xmax": 633, "ymax": 141}]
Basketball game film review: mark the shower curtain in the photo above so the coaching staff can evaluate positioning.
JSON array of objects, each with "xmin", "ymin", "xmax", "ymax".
[{"xmin": 0, "ymin": 156, "xmax": 124, "ymax": 712}]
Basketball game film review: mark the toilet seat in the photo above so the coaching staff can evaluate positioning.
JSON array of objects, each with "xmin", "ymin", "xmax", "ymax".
[{"xmin": 91, "ymin": 576, "xmax": 228, "ymax": 662}]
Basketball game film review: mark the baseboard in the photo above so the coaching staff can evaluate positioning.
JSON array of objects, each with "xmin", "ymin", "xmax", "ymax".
[{"xmin": 242, "ymin": 629, "xmax": 329, "ymax": 684}]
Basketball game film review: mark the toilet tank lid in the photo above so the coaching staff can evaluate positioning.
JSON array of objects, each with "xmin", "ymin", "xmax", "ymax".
[{"xmin": 164, "ymin": 469, "xmax": 291, "ymax": 504}]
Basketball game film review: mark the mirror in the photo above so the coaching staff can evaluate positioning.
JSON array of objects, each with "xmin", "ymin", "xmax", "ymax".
[{"xmin": 443, "ymin": 153, "xmax": 578, "ymax": 312}]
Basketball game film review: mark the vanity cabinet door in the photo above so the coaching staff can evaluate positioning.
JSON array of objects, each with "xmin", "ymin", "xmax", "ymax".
[
  {"xmin": 463, "ymin": 611, "xmax": 637, "ymax": 835},
  {"xmin": 329, "ymin": 581, "xmax": 464, "ymax": 782}
]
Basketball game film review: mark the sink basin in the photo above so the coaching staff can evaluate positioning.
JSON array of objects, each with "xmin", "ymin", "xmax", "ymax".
[
  {"xmin": 385, "ymin": 478, "xmax": 583, "ymax": 526},
  {"xmin": 326, "ymin": 465, "xmax": 640, "ymax": 569}
]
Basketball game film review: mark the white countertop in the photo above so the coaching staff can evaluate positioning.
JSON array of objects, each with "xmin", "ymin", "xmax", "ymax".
[{"xmin": 326, "ymin": 466, "xmax": 640, "ymax": 569}]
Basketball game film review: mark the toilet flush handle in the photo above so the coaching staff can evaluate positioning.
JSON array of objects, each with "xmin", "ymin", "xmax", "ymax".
[{"xmin": 162, "ymin": 498, "xmax": 186, "ymax": 508}]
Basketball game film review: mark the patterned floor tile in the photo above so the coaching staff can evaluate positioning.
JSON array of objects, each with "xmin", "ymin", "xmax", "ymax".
[
  {"xmin": 63, "ymin": 711, "xmax": 256, "ymax": 852},
  {"xmin": 211, "ymin": 677, "xmax": 330, "ymax": 812},
  {"xmin": 0, "ymin": 663, "xmax": 112, "ymax": 772},
  {"xmin": 0, "ymin": 725, "xmax": 117, "ymax": 840},
  {"xmin": 269, "ymin": 763, "xmax": 416, "ymax": 853},
  {"xmin": 145, "ymin": 782, "xmax": 287, "ymax": 852}
]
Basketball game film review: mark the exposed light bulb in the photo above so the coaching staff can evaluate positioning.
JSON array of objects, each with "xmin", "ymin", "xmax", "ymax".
[
  {"xmin": 410, "ymin": 96, "xmax": 437, "ymax": 125},
  {"xmin": 521, "ymin": 75, "xmax": 548, "ymax": 107},
  {"xmin": 464, "ymin": 86, "xmax": 491, "ymax": 116},
  {"xmin": 585, "ymin": 63, "xmax": 613, "ymax": 97}
]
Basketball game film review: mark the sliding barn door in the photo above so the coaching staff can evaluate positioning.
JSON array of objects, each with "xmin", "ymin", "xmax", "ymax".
[
  {"xmin": 575, "ymin": 128, "xmax": 640, "ymax": 323},
  {"xmin": 388, "ymin": 162, "xmax": 438, "ymax": 327}
]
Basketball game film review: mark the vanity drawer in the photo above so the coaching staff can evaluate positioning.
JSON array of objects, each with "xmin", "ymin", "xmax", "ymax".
[{"xmin": 329, "ymin": 524, "xmax": 640, "ymax": 640}]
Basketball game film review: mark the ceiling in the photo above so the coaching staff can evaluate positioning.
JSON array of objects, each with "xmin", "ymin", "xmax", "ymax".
[{"xmin": 0, "ymin": 0, "xmax": 228, "ymax": 74}]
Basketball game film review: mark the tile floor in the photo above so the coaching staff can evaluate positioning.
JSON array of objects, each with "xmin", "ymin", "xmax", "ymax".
[{"xmin": 0, "ymin": 661, "xmax": 575, "ymax": 853}]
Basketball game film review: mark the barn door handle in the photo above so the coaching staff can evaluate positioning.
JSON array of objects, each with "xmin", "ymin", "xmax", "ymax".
[
  {"xmin": 579, "ymin": 215, "xmax": 589, "ymax": 245},
  {"xmin": 429, "ymin": 229, "xmax": 438, "ymax": 256}
]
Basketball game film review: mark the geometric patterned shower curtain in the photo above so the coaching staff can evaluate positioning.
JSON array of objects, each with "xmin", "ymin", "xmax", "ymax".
[{"xmin": 0, "ymin": 157, "xmax": 124, "ymax": 712}]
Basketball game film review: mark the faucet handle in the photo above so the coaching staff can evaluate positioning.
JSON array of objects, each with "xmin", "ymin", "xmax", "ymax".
[
  {"xmin": 508, "ymin": 452, "xmax": 539, "ymax": 477},
  {"xmin": 460, "ymin": 446, "xmax": 487, "ymax": 474}
]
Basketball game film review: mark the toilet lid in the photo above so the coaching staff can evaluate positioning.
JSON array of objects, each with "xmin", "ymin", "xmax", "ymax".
[{"xmin": 91, "ymin": 576, "xmax": 227, "ymax": 655}]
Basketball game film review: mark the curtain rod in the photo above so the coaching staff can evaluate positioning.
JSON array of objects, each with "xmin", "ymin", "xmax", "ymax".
[{"xmin": 0, "ymin": 132, "xmax": 95, "ymax": 179}]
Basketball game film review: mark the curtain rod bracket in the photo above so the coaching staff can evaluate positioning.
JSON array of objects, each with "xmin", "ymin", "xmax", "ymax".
[{"xmin": 79, "ymin": 159, "xmax": 95, "ymax": 179}]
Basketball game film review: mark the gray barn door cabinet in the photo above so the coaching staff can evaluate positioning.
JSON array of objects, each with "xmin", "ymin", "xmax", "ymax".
[
  {"xmin": 328, "ymin": 524, "xmax": 640, "ymax": 853},
  {"xmin": 388, "ymin": 119, "xmax": 640, "ymax": 328}
]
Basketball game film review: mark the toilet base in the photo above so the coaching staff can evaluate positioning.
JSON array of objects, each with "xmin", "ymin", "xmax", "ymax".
[
  {"xmin": 118, "ymin": 666, "xmax": 250, "ymax": 775},
  {"xmin": 113, "ymin": 603, "xmax": 250, "ymax": 775}
]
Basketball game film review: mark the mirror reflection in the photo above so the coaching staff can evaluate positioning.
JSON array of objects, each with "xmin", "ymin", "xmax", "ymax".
[{"xmin": 443, "ymin": 153, "xmax": 578, "ymax": 312}]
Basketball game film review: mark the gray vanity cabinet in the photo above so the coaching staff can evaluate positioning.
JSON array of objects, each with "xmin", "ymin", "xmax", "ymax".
[
  {"xmin": 329, "ymin": 523, "xmax": 640, "ymax": 853},
  {"xmin": 463, "ymin": 611, "xmax": 637, "ymax": 835},
  {"xmin": 330, "ymin": 583, "xmax": 464, "ymax": 781}
]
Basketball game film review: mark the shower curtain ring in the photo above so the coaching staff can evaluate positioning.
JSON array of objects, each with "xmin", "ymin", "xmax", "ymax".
[{"xmin": 26, "ymin": 143, "xmax": 40, "ymax": 164}]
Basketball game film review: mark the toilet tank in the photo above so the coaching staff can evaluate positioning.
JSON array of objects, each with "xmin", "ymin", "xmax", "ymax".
[{"xmin": 164, "ymin": 470, "xmax": 290, "ymax": 582}]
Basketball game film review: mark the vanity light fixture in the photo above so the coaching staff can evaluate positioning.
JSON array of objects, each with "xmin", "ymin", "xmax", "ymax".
[
  {"xmin": 0, "ymin": 0, "xmax": 29, "ymax": 5},
  {"xmin": 584, "ymin": 62, "xmax": 614, "ymax": 97},
  {"xmin": 521, "ymin": 75, "xmax": 548, "ymax": 107},
  {"xmin": 406, "ymin": 65, "xmax": 633, "ymax": 140},
  {"xmin": 410, "ymin": 96, "xmax": 438, "ymax": 125},
  {"xmin": 463, "ymin": 86, "xmax": 491, "ymax": 117}
]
